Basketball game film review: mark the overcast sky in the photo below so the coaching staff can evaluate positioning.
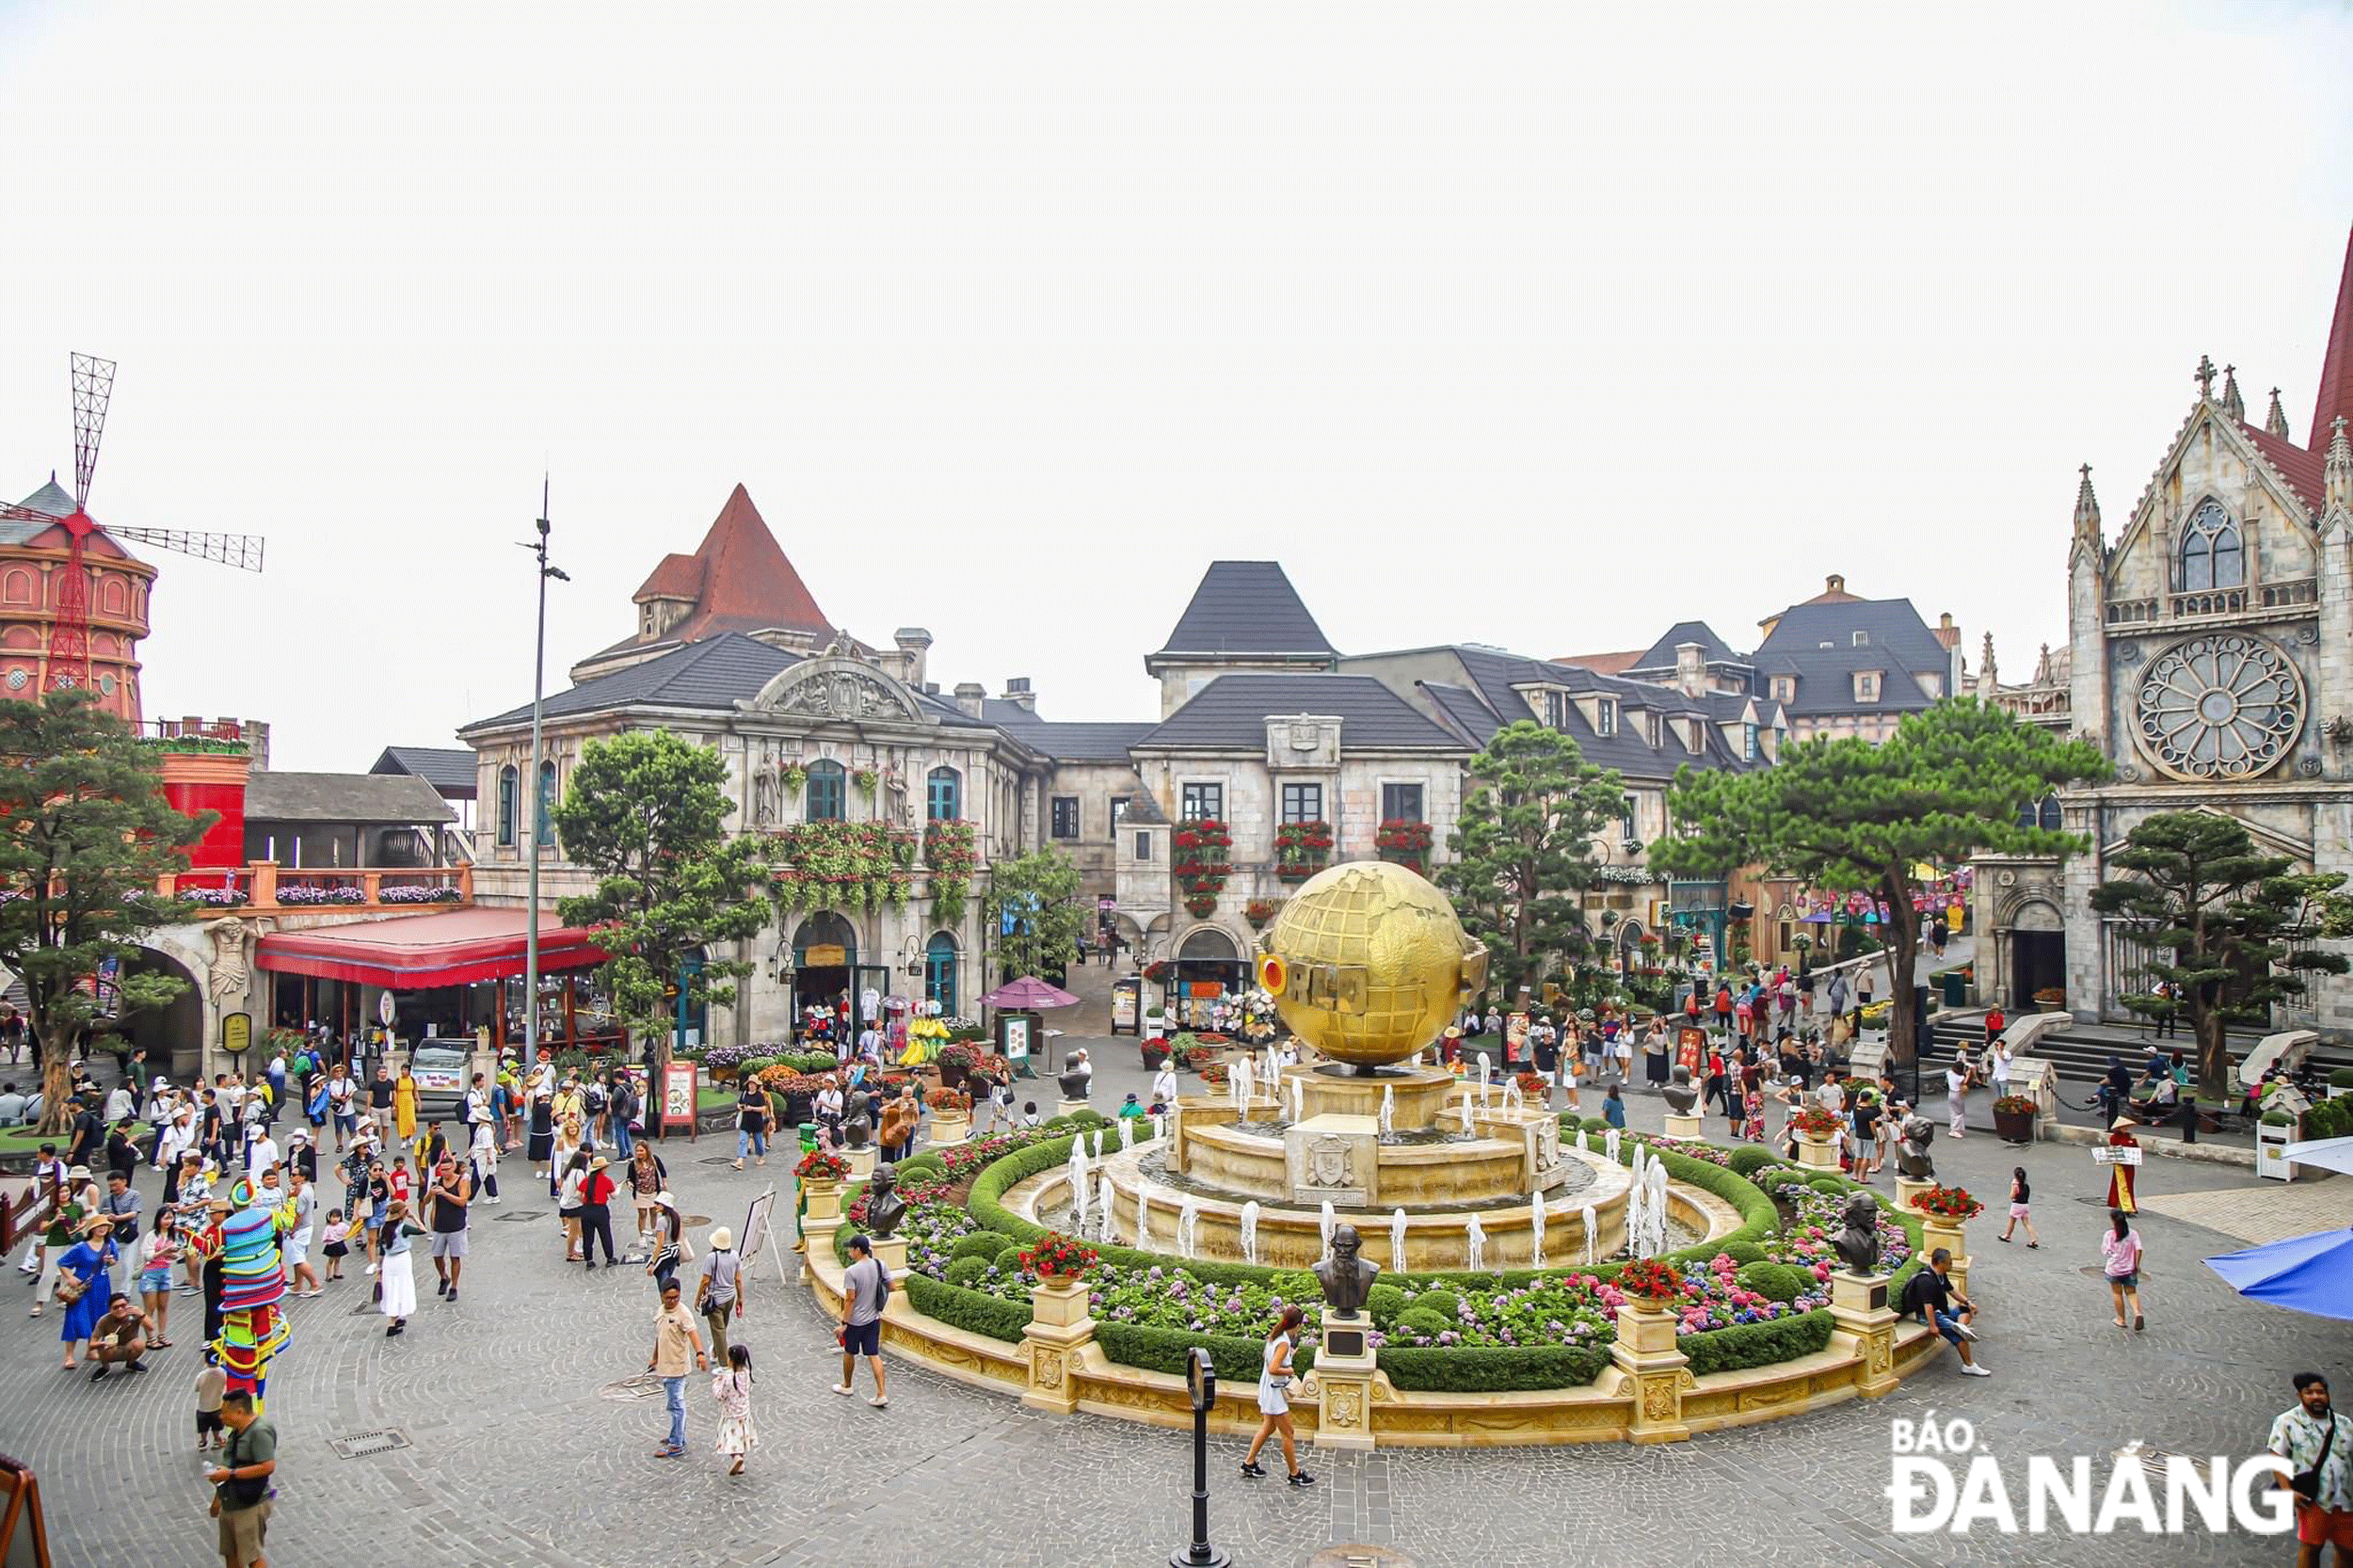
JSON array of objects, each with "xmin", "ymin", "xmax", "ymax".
[{"xmin": 3, "ymin": 2, "xmax": 2350, "ymax": 771}]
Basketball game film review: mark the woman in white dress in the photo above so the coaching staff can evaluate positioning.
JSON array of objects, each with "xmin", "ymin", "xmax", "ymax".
[
  {"xmin": 1239, "ymin": 1305, "xmax": 1313, "ymax": 1487},
  {"xmin": 376, "ymin": 1198, "xmax": 417, "ymax": 1336},
  {"xmin": 712, "ymin": 1343, "xmax": 758, "ymax": 1475}
]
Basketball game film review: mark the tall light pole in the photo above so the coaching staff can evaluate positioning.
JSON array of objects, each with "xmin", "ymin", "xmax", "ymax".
[{"xmin": 521, "ymin": 479, "xmax": 568, "ymax": 1071}]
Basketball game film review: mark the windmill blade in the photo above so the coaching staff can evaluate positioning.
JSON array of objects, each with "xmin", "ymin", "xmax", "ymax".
[
  {"xmin": 71, "ymin": 353, "xmax": 115, "ymax": 508},
  {"xmin": 103, "ymin": 527, "xmax": 265, "ymax": 573}
]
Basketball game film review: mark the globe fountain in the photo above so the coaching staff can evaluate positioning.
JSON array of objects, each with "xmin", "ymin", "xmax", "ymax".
[{"xmin": 1008, "ymin": 861, "xmax": 1731, "ymax": 1270}]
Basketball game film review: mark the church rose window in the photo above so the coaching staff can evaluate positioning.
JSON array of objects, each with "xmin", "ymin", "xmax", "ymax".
[{"xmin": 2133, "ymin": 632, "xmax": 2303, "ymax": 781}]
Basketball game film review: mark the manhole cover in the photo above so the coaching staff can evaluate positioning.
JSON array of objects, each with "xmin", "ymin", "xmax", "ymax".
[
  {"xmin": 680, "ymin": 1214, "xmax": 712, "ymax": 1227},
  {"xmin": 600, "ymin": 1374, "xmax": 665, "ymax": 1401},
  {"xmin": 700, "ymin": 1157, "xmax": 738, "ymax": 1167},
  {"xmin": 328, "ymin": 1429, "xmax": 411, "ymax": 1459},
  {"xmin": 492, "ymin": 1209, "xmax": 549, "ymax": 1222},
  {"xmin": 1309, "ymin": 1549, "xmax": 1417, "ymax": 1568}
]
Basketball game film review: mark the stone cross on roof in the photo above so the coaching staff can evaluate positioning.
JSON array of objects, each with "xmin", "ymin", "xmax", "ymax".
[{"xmin": 2194, "ymin": 354, "xmax": 2217, "ymax": 401}]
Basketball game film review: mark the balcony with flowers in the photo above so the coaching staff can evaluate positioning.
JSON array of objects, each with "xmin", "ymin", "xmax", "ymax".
[
  {"xmin": 159, "ymin": 862, "xmax": 474, "ymax": 914},
  {"xmin": 1172, "ymin": 818, "xmax": 1231, "ymax": 919},
  {"xmin": 1375, "ymin": 818, "xmax": 1433, "ymax": 875},
  {"xmin": 1272, "ymin": 819, "xmax": 1334, "ymax": 883}
]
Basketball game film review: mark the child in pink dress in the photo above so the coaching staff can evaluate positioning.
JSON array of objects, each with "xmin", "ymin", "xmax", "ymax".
[{"xmin": 712, "ymin": 1343, "xmax": 758, "ymax": 1475}]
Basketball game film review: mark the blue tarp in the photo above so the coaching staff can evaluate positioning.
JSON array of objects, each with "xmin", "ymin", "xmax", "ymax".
[{"xmin": 2204, "ymin": 1227, "xmax": 2353, "ymax": 1320}]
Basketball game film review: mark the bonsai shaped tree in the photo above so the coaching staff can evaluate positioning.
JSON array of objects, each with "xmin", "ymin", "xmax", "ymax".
[
  {"xmin": 1657, "ymin": 699, "xmax": 2106, "ymax": 1089},
  {"xmin": 2088, "ymin": 810, "xmax": 2351, "ymax": 1102}
]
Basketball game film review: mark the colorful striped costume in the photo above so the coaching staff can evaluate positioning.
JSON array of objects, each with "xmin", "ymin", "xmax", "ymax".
[{"xmin": 211, "ymin": 1179, "xmax": 294, "ymax": 1409}]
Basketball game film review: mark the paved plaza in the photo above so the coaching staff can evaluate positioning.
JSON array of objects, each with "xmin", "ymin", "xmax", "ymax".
[{"xmin": 2, "ymin": 1046, "xmax": 2345, "ymax": 1567}]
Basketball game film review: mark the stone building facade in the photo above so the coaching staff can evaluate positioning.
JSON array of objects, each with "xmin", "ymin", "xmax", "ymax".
[{"xmin": 1974, "ymin": 225, "xmax": 2353, "ymax": 1032}]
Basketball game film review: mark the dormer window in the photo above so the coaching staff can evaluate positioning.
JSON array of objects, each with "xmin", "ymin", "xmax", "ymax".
[
  {"xmin": 1855, "ymin": 671, "xmax": 1881, "ymax": 703},
  {"xmin": 1742, "ymin": 723, "xmax": 1758, "ymax": 761},
  {"xmin": 1770, "ymin": 675, "xmax": 1795, "ymax": 703},
  {"xmin": 1646, "ymin": 712, "xmax": 1661, "ymax": 746},
  {"xmin": 1545, "ymin": 690, "xmax": 1571, "ymax": 728},
  {"xmin": 1851, "ymin": 631, "xmax": 1869, "ymax": 648},
  {"xmin": 1595, "ymin": 698, "xmax": 1617, "ymax": 737}
]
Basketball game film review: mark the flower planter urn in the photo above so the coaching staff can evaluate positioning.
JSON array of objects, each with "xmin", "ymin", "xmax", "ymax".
[
  {"xmin": 803, "ymin": 1177, "xmax": 842, "ymax": 1222},
  {"xmin": 937, "ymin": 1060, "xmax": 969, "ymax": 1093},
  {"xmin": 1796, "ymin": 1133, "xmax": 1840, "ymax": 1171},
  {"xmin": 1028, "ymin": 1275, "xmax": 1093, "ymax": 1330},
  {"xmin": 928, "ymin": 1110, "xmax": 971, "ymax": 1147},
  {"xmin": 1992, "ymin": 1106, "xmax": 2036, "ymax": 1144}
]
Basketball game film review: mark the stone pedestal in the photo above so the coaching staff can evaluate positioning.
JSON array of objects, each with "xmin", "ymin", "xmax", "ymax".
[
  {"xmin": 1610, "ymin": 1301, "xmax": 1691, "ymax": 1444},
  {"xmin": 1830, "ymin": 1271, "xmax": 1899, "ymax": 1397},
  {"xmin": 872, "ymin": 1235, "xmax": 908, "ymax": 1278},
  {"xmin": 1022, "ymin": 1276, "xmax": 1095, "ymax": 1416},
  {"xmin": 1661, "ymin": 1112, "xmax": 1705, "ymax": 1140},
  {"xmin": 1921, "ymin": 1220, "xmax": 1971, "ymax": 1296},
  {"xmin": 803, "ymin": 1179, "xmax": 842, "ymax": 1223},
  {"xmin": 1057, "ymin": 1098, "xmax": 1093, "ymax": 1119},
  {"xmin": 844, "ymin": 1145, "xmax": 878, "ymax": 1183},
  {"xmin": 1796, "ymin": 1135, "xmax": 1839, "ymax": 1171},
  {"xmin": 1894, "ymin": 1176, "xmax": 1933, "ymax": 1214},
  {"xmin": 1308, "ymin": 1314, "xmax": 1379, "ymax": 1451},
  {"xmin": 1284, "ymin": 1113, "xmax": 1378, "ymax": 1206},
  {"xmin": 927, "ymin": 1112, "xmax": 971, "ymax": 1148}
]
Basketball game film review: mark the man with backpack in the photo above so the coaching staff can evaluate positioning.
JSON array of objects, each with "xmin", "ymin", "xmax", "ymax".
[{"xmin": 833, "ymin": 1233, "xmax": 891, "ymax": 1409}]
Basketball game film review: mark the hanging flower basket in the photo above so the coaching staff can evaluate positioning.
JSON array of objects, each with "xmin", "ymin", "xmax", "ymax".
[
  {"xmin": 1243, "ymin": 898, "xmax": 1279, "ymax": 928},
  {"xmin": 1273, "ymin": 821, "xmax": 1334, "ymax": 882}
]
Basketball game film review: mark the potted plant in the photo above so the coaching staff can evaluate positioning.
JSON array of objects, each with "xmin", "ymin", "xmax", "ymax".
[
  {"xmin": 1791, "ymin": 1103, "xmax": 1843, "ymax": 1168},
  {"xmin": 1018, "ymin": 1230, "xmax": 1099, "ymax": 1281},
  {"xmin": 1243, "ymin": 898, "xmax": 1279, "ymax": 928},
  {"xmin": 1910, "ymin": 1184, "xmax": 1981, "ymax": 1262},
  {"xmin": 2031, "ymin": 986, "xmax": 2066, "ymax": 1011},
  {"xmin": 1614, "ymin": 1257, "xmax": 1685, "ymax": 1304},
  {"xmin": 1141, "ymin": 1034, "xmax": 1170, "ymax": 1071},
  {"xmin": 1991, "ymin": 1093, "xmax": 2038, "ymax": 1144},
  {"xmin": 924, "ymin": 1086, "xmax": 973, "ymax": 1146},
  {"xmin": 1514, "ymin": 1069, "xmax": 1549, "ymax": 1106},
  {"xmin": 936, "ymin": 1041, "xmax": 982, "ymax": 1092}
]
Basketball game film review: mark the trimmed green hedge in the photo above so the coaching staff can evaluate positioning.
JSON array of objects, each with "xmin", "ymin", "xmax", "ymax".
[
  {"xmin": 1726, "ymin": 1145, "xmax": 1783, "ymax": 1178},
  {"xmin": 949, "ymin": 1232, "xmax": 1005, "ymax": 1262},
  {"xmin": 1682, "ymin": 1308, "xmax": 1834, "ymax": 1377},
  {"xmin": 904, "ymin": 1272, "xmax": 1030, "ymax": 1342},
  {"xmin": 944, "ymin": 1256, "xmax": 991, "ymax": 1288},
  {"xmin": 1409, "ymin": 1288, "xmax": 1462, "ymax": 1321},
  {"xmin": 1736, "ymin": 1261, "xmax": 1814, "ymax": 1304},
  {"xmin": 1097, "ymin": 1320, "xmax": 1314, "ymax": 1382},
  {"xmin": 1365, "ymin": 1283, "xmax": 1407, "ymax": 1327},
  {"xmin": 1380, "ymin": 1342, "xmax": 1610, "ymax": 1391}
]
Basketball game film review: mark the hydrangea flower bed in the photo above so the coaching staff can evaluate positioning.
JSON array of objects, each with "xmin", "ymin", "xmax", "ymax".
[{"xmin": 1758, "ymin": 1178, "xmax": 1913, "ymax": 1283}]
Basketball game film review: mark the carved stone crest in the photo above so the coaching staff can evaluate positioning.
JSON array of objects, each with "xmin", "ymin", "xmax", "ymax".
[
  {"xmin": 1288, "ymin": 721, "xmax": 1322, "ymax": 752},
  {"xmin": 1306, "ymin": 1133, "xmax": 1353, "ymax": 1189}
]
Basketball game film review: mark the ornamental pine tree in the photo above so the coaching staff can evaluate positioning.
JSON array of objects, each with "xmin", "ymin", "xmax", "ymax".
[
  {"xmin": 0, "ymin": 691, "xmax": 212, "ymax": 1133},
  {"xmin": 1654, "ymin": 699, "xmax": 2107, "ymax": 1077},
  {"xmin": 1436, "ymin": 721, "xmax": 1630, "ymax": 999},
  {"xmin": 2088, "ymin": 810, "xmax": 2348, "ymax": 1102},
  {"xmin": 551, "ymin": 730, "xmax": 772, "ymax": 1065}
]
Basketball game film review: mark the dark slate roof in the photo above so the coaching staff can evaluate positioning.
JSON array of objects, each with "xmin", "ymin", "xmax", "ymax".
[
  {"xmin": 370, "ymin": 746, "xmax": 478, "ymax": 796},
  {"xmin": 1419, "ymin": 682, "xmax": 1504, "ymax": 746},
  {"xmin": 1136, "ymin": 674, "xmax": 1462, "ymax": 752},
  {"xmin": 2, "ymin": 477, "xmax": 73, "ymax": 547},
  {"xmin": 1152, "ymin": 563, "xmax": 1337, "ymax": 659},
  {"xmin": 1121, "ymin": 791, "xmax": 1170, "ymax": 825},
  {"xmin": 464, "ymin": 632, "xmax": 799, "ymax": 730},
  {"xmin": 246, "ymin": 772, "xmax": 456, "ymax": 825},
  {"xmin": 1753, "ymin": 598, "xmax": 1949, "ymax": 716},
  {"xmin": 1632, "ymin": 620, "xmax": 1744, "ymax": 670},
  {"xmin": 982, "ymin": 703, "xmax": 1156, "ymax": 763}
]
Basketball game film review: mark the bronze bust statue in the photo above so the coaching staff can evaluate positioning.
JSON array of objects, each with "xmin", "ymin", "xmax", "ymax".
[
  {"xmin": 1056, "ymin": 1067, "xmax": 1091, "ymax": 1101},
  {"xmin": 1661, "ymin": 1064, "xmax": 1700, "ymax": 1115},
  {"xmin": 864, "ymin": 1165, "xmax": 905, "ymax": 1239},
  {"xmin": 1312, "ymin": 1224, "xmax": 1381, "ymax": 1319},
  {"xmin": 1832, "ymin": 1191, "xmax": 1881, "ymax": 1275},
  {"xmin": 843, "ymin": 1090, "xmax": 875, "ymax": 1150},
  {"xmin": 1895, "ymin": 1113, "xmax": 1935, "ymax": 1181}
]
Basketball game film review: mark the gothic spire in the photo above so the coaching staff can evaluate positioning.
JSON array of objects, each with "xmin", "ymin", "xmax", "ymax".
[
  {"xmin": 1975, "ymin": 632, "xmax": 1998, "ymax": 698},
  {"xmin": 2267, "ymin": 387, "xmax": 2292, "ymax": 440},
  {"xmin": 2194, "ymin": 355, "xmax": 2218, "ymax": 402},
  {"xmin": 2328, "ymin": 415, "xmax": 2352, "ymax": 516},
  {"xmin": 2073, "ymin": 463, "xmax": 2102, "ymax": 538},
  {"xmin": 2221, "ymin": 363, "xmax": 2245, "ymax": 421},
  {"xmin": 2310, "ymin": 223, "xmax": 2353, "ymax": 451}
]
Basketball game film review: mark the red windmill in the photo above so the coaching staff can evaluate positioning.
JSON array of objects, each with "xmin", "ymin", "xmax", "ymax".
[{"xmin": 0, "ymin": 354, "xmax": 265, "ymax": 705}]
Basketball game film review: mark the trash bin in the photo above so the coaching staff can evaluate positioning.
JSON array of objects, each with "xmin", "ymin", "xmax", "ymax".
[{"xmin": 1940, "ymin": 971, "xmax": 1967, "ymax": 1007}]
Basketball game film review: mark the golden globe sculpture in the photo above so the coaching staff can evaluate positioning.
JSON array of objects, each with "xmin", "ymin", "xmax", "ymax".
[{"xmin": 1254, "ymin": 860, "xmax": 1488, "ymax": 1076}]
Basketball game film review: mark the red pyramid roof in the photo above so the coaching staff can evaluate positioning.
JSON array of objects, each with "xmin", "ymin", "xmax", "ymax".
[
  {"xmin": 2311, "ymin": 223, "xmax": 2353, "ymax": 452},
  {"xmin": 627, "ymin": 484, "xmax": 831, "ymax": 647}
]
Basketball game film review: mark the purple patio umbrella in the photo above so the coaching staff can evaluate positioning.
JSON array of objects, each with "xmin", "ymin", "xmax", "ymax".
[{"xmin": 980, "ymin": 975, "xmax": 1080, "ymax": 1011}]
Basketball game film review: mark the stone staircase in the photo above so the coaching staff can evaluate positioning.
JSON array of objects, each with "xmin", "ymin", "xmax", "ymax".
[{"xmin": 1919, "ymin": 1015, "xmax": 2353, "ymax": 1092}]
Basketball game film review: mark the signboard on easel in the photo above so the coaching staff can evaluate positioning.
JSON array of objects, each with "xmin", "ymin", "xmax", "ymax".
[
  {"xmin": 1676, "ymin": 1027, "xmax": 1708, "ymax": 1078},
  {"xmin": 0, "ymin": 1454, "xmax": 53, "ymax": 1568},
  {"xmin": 660, "ymin": 1060, "xmax": 697, "ymax": 1141}
]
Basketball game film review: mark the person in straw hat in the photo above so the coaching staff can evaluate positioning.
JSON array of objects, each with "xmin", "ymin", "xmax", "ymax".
[
  {"xmin": 695, "ymin": 1224, "xmax": 745, "ymax": 1362},
  {"xmin": 645, "ymin": 1191, "xmax": 688, "ymax": 1297},
  {"xmin": 54, "ymin": 1213, "xmax": 120, "ymax": 1367},
  {"xmin": 578, "ymin": 1154, "xmax": 619, "ymax": 1272}
]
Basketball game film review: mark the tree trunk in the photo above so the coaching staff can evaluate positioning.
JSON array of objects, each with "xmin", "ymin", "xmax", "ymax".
[
  {"xmin": 1881, "ymin": 871, "xmax": 1921, "ymax": 1074},
  {"xmin": 34, "ymin": 1015, "xmax": 74, "ymax": 1136},
  {"xmin": 2197, "ymin": 1004, "xmax": 2229, "ymax": 1106}
]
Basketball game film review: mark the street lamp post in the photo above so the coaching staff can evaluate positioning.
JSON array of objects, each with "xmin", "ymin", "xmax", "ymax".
[{"xmin": 520, "ymin": 482, "xmax": 568, "ymax": 1078}]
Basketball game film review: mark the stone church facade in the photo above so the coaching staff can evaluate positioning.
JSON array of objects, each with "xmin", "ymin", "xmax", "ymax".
[{"xmin": 1978, "ymin": 225, "xmax": 2353, "ymax": 1033}]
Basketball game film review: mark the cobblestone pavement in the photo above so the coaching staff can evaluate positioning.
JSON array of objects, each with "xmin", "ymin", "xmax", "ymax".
[{"xmin": 1, "ymin": 1056, "xmax": 2342, "ymax": 1567}]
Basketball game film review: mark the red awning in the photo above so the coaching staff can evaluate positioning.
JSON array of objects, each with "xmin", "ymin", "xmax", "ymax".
[{"xmin": 256, "ymin": 907, "xmax": 608, "ymax": 989}]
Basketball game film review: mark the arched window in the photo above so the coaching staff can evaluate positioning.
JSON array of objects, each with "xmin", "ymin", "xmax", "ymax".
[
  {"xmin": 925, "ymin": 932, "xmax": 959, "ymax": 1014},
  {"xmin": 805, "ymin": 760, "xmax": 845, "ymax": 822},
  {"xmin": 927, "ymin": 766, "xmax": 962, "ymax": 823},
  {"xmin": 497, "ymin": 766, "xmax": 518, "ymax": 847},
  {"xmin": 2178, "ymin": 500, "xmax": 2244, "ymax": 592},
  {"xmin": 2016, "ymin": 793, "xmax": 2062, "ymax": 831},
  {"xmin": 536, "ymin": 760, "xmax": 558, "ymax": 847}
]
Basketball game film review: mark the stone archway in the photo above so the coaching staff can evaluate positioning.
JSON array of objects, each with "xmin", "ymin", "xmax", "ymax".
[
  {"xmin": 109, "ymin": 945, "xmax": 206, "ymax": 1080},
  {"xmin": 2003, "ymin": 897, "xmax": 2065, "ymax": 1012}
]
